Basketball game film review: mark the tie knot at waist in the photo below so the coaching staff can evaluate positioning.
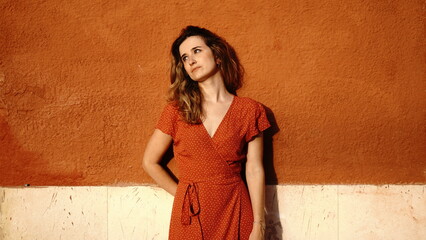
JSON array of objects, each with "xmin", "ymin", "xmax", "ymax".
[
  {"xmin": 181, "ymin": 181, "xmax": 200, "ymax": 225},
  {"xmin": 180, "ymin": 173, "xmax": 241, "ymax": 225}
]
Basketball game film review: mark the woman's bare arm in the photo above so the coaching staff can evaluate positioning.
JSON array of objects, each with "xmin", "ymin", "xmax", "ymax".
[
  {"xmin": 246, "ymin": 133, "xmax": 266, "ymax": 239},
  {"xmin": 142, "ymin": 129, "xmax": 178, "ymax": 196}
]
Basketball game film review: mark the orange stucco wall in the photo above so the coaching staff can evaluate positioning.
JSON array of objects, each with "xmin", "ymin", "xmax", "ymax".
[{"xmin": 1, "ymin": 0, "xmax": 425, "ymax": 185}]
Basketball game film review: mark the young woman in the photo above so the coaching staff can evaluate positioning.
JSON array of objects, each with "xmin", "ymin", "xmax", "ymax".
[{"xmin": 143, "ymin": 26, "xmax": 270, "ymax": 240}]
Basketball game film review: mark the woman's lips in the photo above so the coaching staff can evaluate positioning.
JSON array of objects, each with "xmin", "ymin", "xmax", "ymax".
[{"xmin": 192, "ymin": 66, "xmax": 201, "ymax": 72}]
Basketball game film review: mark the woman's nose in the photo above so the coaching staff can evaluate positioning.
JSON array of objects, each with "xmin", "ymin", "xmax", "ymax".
[{"xmin": 188, "ymin": 56, "xmax": 196, "ymax": 65}]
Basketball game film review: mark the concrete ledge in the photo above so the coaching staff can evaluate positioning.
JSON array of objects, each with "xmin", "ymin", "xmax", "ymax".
[{"xmin": 1, "ymin": 185, "xmax": 425, "ymax": 240}]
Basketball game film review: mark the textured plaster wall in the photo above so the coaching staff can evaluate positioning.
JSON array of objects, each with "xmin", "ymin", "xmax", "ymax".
[{"xmin": 0, "ymin": 0, "xmax": 425, "ymax": 185}]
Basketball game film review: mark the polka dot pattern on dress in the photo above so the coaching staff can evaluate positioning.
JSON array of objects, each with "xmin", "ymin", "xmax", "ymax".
[{"xmin": 155, "ymin": 96, "xmax": 270, "ymax": 240}]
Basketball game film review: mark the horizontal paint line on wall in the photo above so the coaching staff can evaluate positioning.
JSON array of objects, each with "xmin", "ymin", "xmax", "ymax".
[{"xmin": 2, "ymin": 183, "xmax": 426, "ymax": 187}]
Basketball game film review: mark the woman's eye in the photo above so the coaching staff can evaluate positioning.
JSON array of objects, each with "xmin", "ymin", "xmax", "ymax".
[
  {"xmin": 194, "ymin": 49, "xmax": 201, "ymax": 53},
  {"xmin": 182, "ymin": 56, "xmax": 188, "ymax": 62}
]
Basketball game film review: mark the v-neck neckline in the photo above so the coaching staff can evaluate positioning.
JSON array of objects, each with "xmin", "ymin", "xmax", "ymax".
[{"xmin": 201, "ymin": 95, "xmax": 237, "ymax": 140}]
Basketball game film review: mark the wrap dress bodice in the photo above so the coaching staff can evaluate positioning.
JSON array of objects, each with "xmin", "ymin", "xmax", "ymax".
[{"xmin": 155, "ymin": 96, "xmax": 270, "ymax": 240}]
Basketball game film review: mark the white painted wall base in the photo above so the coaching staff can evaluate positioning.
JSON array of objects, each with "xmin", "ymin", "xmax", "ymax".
[{"xmin": 0, "ymin": 185, "xmax": 425, "ymax": 240}]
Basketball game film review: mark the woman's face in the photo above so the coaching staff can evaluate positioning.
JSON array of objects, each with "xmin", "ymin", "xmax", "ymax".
[{"xmin": 179, "ymin": 36, "xmax": 219, "ymax": 82}]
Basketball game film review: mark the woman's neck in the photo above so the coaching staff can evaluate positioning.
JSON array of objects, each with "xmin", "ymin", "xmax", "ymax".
[{"xmin": 198, "ymin": 74, "xmax": 232, "ymax": 103}]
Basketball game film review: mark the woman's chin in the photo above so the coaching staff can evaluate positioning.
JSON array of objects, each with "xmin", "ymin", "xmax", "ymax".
[{"xmin": 190, "ymin": 74, "xmax": 207, "ymax": 82}]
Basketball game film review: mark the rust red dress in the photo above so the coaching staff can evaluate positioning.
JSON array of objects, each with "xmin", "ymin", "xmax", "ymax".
[{"xmin": 155, "ymin": 96, "xmax": 270, "ymax": 240}]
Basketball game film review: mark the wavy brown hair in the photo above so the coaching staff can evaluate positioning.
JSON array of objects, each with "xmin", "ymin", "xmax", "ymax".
[{"xmin": 169, "ymin": 26, "xmax": 243, "ymax": 124}]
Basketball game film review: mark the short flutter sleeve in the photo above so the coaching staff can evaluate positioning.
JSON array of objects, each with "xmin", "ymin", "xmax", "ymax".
[
  {"xmin": 155, "ymin": 103, "xmax": 178, "ymax": 138},
  {"xmin": 245, "ymin": 102, "xmax": 271, "ymax": 142}
]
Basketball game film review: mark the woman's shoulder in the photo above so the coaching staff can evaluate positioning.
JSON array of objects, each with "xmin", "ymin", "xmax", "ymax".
[
  {"xmin": 159, "ymin": 101, "xmax": 180, "ymax": 117},
  {"xmin": 163, "ymin": 100, "xmax": 179, "ymax": 110},
  {"xmin": 235, "ymin": 96, "xmax": 264, "ymax": 109}
]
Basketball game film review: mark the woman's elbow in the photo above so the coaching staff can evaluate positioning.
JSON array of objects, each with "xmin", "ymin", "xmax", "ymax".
[
  {"xmin": 141, "ymin": 158, "xmax": 148, "ymax": 170},
  {"xmin": 142, "ymin": 155, "xmax": 154, "ymax": 172}
]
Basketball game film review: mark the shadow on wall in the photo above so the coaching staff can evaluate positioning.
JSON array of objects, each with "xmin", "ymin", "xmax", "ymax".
[
  {"xmin": 264, "ymin": 105, "xmax": 280, "ymax": 185},
  {"xmin": 263, "ymin": 106, "xmax": 283, "ymax": 240},
  {"xmin": 0, "ymin": 116, "xmax": 85, "ymax": 186},
  {"xmin": 0, "ymin": 116, "xmax": 42, "ymax": 186}
]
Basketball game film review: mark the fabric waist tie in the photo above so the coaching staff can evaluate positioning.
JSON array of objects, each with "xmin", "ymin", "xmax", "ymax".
[{"xmin": 180, "ymin": 173, "xmax": 241, "ymax": 225}]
